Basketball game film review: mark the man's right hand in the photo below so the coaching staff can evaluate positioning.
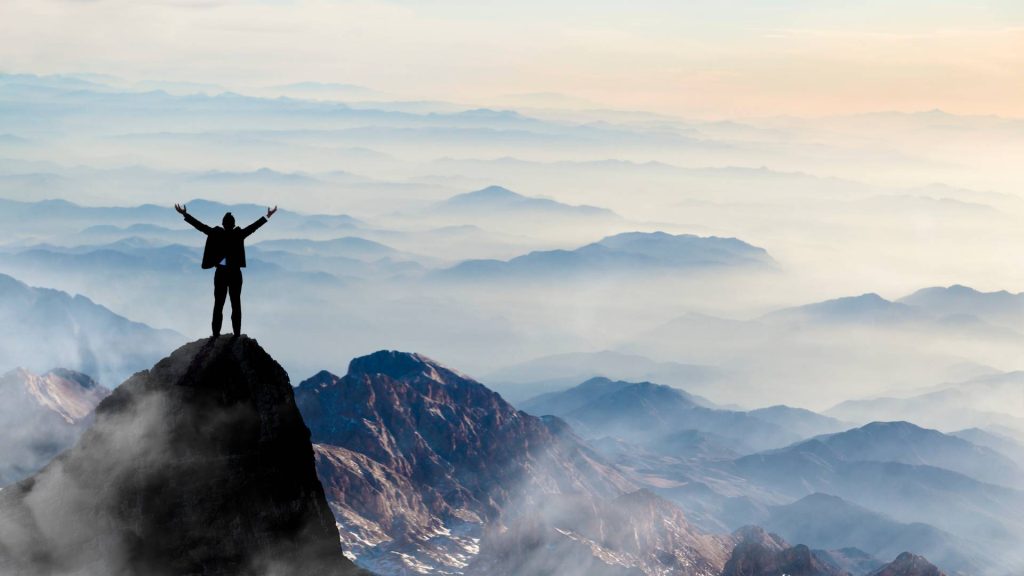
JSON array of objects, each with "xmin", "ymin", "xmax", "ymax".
[{"xmin": 175, "ymin": 203, "xmax": 187, "ymax": 216}]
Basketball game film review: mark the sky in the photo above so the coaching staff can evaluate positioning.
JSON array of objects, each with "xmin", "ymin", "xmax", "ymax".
[{"xmin": 2, "ymin": 0, "xmax": 1023, "ymax": 118}]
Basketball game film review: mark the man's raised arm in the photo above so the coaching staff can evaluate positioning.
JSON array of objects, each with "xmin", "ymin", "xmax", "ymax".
[
  {"xmin": 242, "ymin": 205, "xmax": 277, "ymax": 238},
  {"xmin": 176, "ymin": 203, "xmax": 212, "ymax": 235}
]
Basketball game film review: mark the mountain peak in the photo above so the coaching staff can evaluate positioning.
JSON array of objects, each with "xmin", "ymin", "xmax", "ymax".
[
  {"xmin": 869, "ymin": 552, "xmax": 946, "ymax": 576},
  {"xmin": 0, "ymin": 336, "xmax": 363, "ymax": 575},
  {"xmin": 5, "ymin": 367, "xmax": 108, "ymax": 424},
  {"xmin": 347, "ymin": 349, "xmax": 453, "ymax": 382},
  {"xmin": 725, "ymin": 526, "xmax": 845, "ymax": 576},
  {"xmin": 768, "ymin": 292, "xmax": 920, "ymax": 324},
  {"xmin": 442, "ymin": 185, "xmax": 523, "ymax": 205},
  {"xmin": 473, "ymin": 184, "xmax": 520, "ymax": 197}
]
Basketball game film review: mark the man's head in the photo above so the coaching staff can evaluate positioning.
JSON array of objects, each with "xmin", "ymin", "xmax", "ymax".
[{"xmin": 222, "ymin": 212, "xmax": 235, "ymax": 229}]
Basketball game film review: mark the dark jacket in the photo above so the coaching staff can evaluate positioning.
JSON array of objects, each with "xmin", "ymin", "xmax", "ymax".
[{"xmin": 184, "ymin": 213, "xmax": 267, "ymax": 269}]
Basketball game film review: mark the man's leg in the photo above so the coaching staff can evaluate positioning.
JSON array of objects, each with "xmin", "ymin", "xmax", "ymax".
[
  {"xmin": 212, "ymin": 267, "xmax": 228, "ymax": 337},
  {"xmin": 229, "ymin": 268, "xmax": 243, "ymax": 336}
]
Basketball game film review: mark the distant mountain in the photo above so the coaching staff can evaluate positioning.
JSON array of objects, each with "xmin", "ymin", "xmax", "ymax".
[
  {"xmin": 181, "ymin": 199, "xmax": 364, "ymax": 235},
  {"xmin": 761, "ymin": 493, "xmax": 981, "ymax": 575},
  {"xmin": 763, "ymin": 289, "xmax": 1024, "ymax": 344},
  {"xmin": 869, "ymin": 552, "xmax": 947, "ymax": 576},
  {"xmin": 0, "ymin": 337, "xmax": 364, "ymax": 575},
  {"xmin": 732, "ymin": 428, "xmax": 1024, "ymax": 570},
  {"xmin": 826, "ymin": 372, "xmax": 1024, "ymax": 433},
  {"xmin": 747, "ymin": 406, "xmax": 849, "ymax": 440},
  {"xmin": 433, "ymin": 185, "xmax": 620, "ymax": 219},
  {"xmin": 187, "ymin": 167, "xmax": 321, "ymax": 186},
  {"xmin": 71, "ymin": 223, "xmax": 198, "ymax": 246},
  {"xmin": 489, "ymin": 350, "xmax": 723, "ymax": 404},
  {"xmin": 764, "ymin": 293, "xmax": 923, "ymax": 325},
  {"xmin": 520, "ymin": 377, "xmax": 801, "ymax": 453},
  {"xmin": 0, "ymin": 196, "xmax": 363, "ymax": 240},
  {"xmin": 0, "ymin": 367, "xmax": 109, "ymax": 485},
  {"xmin": 251, "ymin": 236, "xmax": 401, "ymax": 262},
  {"xmin": 0, "ymin": 273, "xmax": 184, "ymax": 385},
  {"xmin": 626, "ymin": 292, "xmax": 1021, "ymax": 410},
  {"xmin": 519, "ymin": 376, "xmax": 636, "ymax": 415},
  {"xmin": 585, "ymin": 434, "xmax": 777, "ymax": 533},
  {"xmin": 797, "ymin": 421, "xmax": 1024, "ymax": 488},
  {"xmin": 951, "ymin": 427, "xmax": 1024, "ymax": 467},
  {"xmin": 736, "ymin": 421, "xmax": 1024, "ymax": 491},
  {"xmin": 899, "ymin": 285, "xmax": 1024, "ymax": 329},
  {"xmin": 440, "ymin": 231, "xmax": 775, "ymax": 281},
  {"xmin": 722, "ymin": 526, "xmax": 846, "ymax": 576},
  {"xmin": 404, "ymin": 184, "xmax": 627, "ymax": 242},
  {"xmin": 295, "ymin": 352, "xmax": 733, "ymax": 575},
  {"xmin": 520, "ymin": 375, "xmax": 720, "ymax": 415}
]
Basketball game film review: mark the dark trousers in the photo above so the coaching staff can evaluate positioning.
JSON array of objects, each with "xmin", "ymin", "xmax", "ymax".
[{"xmin": 212, "ymin": 266, "xmax": 243, "ymax": 336}]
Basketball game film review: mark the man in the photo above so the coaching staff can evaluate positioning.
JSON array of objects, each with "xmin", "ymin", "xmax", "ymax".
[{"xmin": 175, "ymin": 203, "xmax": 277, "ymax": 337}]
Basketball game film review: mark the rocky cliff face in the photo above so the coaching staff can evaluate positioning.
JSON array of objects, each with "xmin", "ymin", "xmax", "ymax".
[
  {"xmin": 0, "ymin": 336, "xmax": 363, "ymax": 576},
  {"xmin": 722, "ymin": 526, "xmax": 848, "ymax": 576},
  {"xmin": 297, "ymin": 351, "xmax": 731, "ymax": 575},
  {"xmin": 868, "ymin": 553, "xmax": 947, "ymax": 576},
  {"xmin": 0, "ymin": 367, "xmax": 109, "ymax": 485}
]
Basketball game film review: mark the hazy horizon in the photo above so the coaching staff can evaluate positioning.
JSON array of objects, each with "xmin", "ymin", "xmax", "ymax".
[
  {"xmin": 5, "ymin": 0, "xmax": 1024, "ymax": 119},
  {"xmin": 3, "ymin": 4, "xmax": 1024, "ymax": 575}
]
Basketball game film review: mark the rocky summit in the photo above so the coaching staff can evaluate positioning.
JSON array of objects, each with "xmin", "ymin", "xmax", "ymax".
[
  {"xmin": 0, "ymin": 336, "xmax": 364, "ymax": 576},
  {"xmin": 868, "ymin": 552, "xmax": 947, "ymax": 576}
]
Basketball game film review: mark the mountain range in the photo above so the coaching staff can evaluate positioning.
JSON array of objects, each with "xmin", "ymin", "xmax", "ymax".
[
  {"xmin": 827, "ymin": 371, "xmax": 1024, "ymax": 433},
  {"xmin": 520, "ymin": 377, "xmax": 844, "ymax": 453},
  {"xmin": 731, "ymin": 422, "xmax": 1024, "ymax": 572},
  {"xmin": 781, "ymin": 421, "xmax": 1023, "ymax": 488},
  {"xmin": 0, "ymin": 196, "xmax": 362, "ymax": 241},
  {"xmin": 0, "ymin": 272, "xmax": 183, "ymax": 385},
  {"xmin": 0, "ymin": 337, "xmax": 969, "ymax": 576},
  {"xmin": 487, "ymin": 350, "xmax": 723, "ymax": 404},
  {"xmin": 757, "ymin": 493, "xmax": 979, "ymax": 575},
  {"xmin": 294, "ymin": 351, "xmax": 736, "ymax": 575},
  {"xmin": 439, "ymin": 231, "xmax": 775, "ymax": 281},
  {"xmin": 722, "ymin": 526, "xmax": 947, "ymax": 576},
  {"xmin": 624, "ymin": 287, "xmax": 1024, "ymax": 409},
  {"xmin": 430, "ymin": 185, "xmax": 621, "ymax": 221}
]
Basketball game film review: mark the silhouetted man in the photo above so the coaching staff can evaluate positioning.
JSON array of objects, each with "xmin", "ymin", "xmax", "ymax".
[{"xmin": 175, "ymin": 203, "xmax": 277, "ymax": 337}]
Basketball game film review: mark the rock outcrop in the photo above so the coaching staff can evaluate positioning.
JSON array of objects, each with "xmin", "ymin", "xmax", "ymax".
[
  {"xmin": 868, "ymin": 552, "xmax": 947, "ymax": 576},
  {"xmin": 0, "ymin": 367, "xmax": 109, "ymax": 485},
  {"xmin": 722, "ymin": 526, "xmax": 848, "ymax": 576},
  {"xmin": 0, "ymin": 336, "xmax": 363, "ymax": 576}
]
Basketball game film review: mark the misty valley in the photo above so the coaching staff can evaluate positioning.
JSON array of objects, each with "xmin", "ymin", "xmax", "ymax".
[{"xmin": 1, "ymin": 72, "xmax": 1023, "ymax": 576}]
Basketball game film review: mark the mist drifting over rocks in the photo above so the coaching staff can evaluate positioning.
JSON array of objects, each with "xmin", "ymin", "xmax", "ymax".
[{"xmin": 0, "ymin": 336, "xmax": 363, "ymax": 576}]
